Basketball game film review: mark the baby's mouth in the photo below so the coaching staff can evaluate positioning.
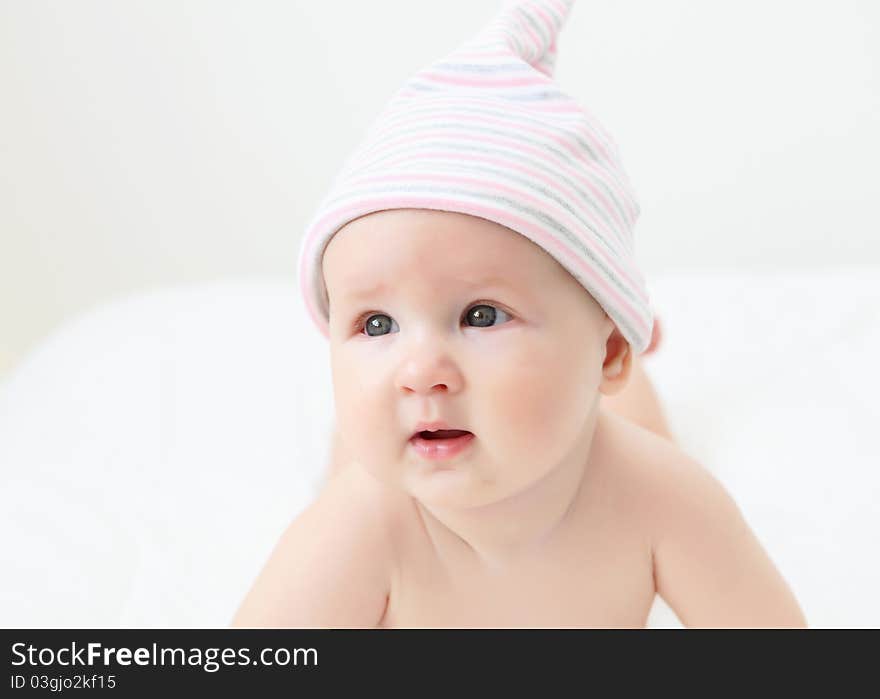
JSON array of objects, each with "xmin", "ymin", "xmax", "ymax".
[
  {"xmin": 409, "ymin": 429, "xmax": 476, "ymax": 461},
  {"xmin": 415, "ymin": 429, "xmax": 472, "ymax": 440}
]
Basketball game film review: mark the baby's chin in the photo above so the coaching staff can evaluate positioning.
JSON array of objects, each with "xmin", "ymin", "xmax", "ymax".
[
  {"xmin": 402, "ymin": 464, "xmax": 479, "ymax": 506},
  {"xmin": 360, "ymin": 448, "xmax": 533, "ymax": 508},
  {"xmin": 399, "ymin": 462, "xmax": 534, "ymax": 511}
]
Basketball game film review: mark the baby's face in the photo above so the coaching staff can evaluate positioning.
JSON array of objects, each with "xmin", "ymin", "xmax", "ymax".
[{"xmin": 322, "ymin": 208, "xmax": 617, "ymax": 508}]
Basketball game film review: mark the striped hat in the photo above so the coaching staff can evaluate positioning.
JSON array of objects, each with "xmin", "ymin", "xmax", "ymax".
[{"xmin": 297, "ymin": 0, "xmax": 654, "ymax": 354}]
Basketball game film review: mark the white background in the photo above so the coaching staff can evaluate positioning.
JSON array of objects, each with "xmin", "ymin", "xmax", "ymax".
[{"xmin": 2, "ymin": 0, "xmax": 879, "ymax": 374}]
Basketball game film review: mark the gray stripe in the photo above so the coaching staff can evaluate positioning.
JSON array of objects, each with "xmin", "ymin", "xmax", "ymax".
[
  {"xmin": 515, "ymin": 5, "xmax": 550, "ymax": 49},
  {"xmin": 497, "ymin": 26, "xmax": 526, "ymax": 55},
  {"xmin": 541, "ymin": 2, "xmax": 563, "ymax": 27}
]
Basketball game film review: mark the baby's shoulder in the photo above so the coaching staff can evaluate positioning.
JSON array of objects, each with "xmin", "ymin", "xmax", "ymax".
[
  {"xmin": 322, "ymin": 462, "xmax": 414, "ymax": 545},
  {"xmin": 231, "ymin": 462, "xmax": 399, "ymax": 628},
  {"xmin": 596, "ymin": 410, "xmax": 747, "ymax": 557},
  {"xmin": 592, "ymin": 411, "xmax": 704, "ymax": 529},
  {"xmin": 597, "ymin": 413, "xmax": 807, "ymax": 627}
]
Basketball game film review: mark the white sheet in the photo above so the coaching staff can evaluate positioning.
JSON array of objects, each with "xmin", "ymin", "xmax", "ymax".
[{"xmin": 1, "ymin": 268, "xmax": 878, "ymax": 628}]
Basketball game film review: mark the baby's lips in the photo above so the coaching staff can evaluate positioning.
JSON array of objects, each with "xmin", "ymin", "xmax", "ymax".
[
  {"xmin": 414, "ymin": 429, "xmax": 473, "ymax": 440},
  {"xmin": 409, "ymin": 420, "xmax": 472, "ymax": 439}
]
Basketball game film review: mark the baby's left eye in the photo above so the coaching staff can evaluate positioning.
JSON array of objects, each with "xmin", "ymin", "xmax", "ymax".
[{"xmin": 464, "ymin": 303, "xmax": 511, "ymax": 328}]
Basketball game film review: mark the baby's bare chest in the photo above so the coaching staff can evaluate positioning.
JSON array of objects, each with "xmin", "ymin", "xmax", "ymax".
[{"xmin": 379, "ymin": 516, "xmax": 655, "ymax": 628}]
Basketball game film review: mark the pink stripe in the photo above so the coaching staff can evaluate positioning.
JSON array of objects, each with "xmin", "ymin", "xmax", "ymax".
[
  {"xmin": 417, "ymin": 70, "xmax": 553, "ymax": 89},
  {"xmin": 298, "ymin": 262, "xmax": 330, "ymax": 341},
  {"xmin": 302, "ymin": 195, "xmax": 647, "ymax": 341},
  {"xmin": 351, "ymin": 127, "xmax": 634, "ymax": 235},
  {"xmin": 372, "ymin": 148, "xmax": 627, "ymax": 252},
  {"xmin": 339, "ymin": 170, "xmax": 642, "ymax": 295},
  {"xmin": 297, "ymin": 234, "xmax": 327, "ymax": 338}
]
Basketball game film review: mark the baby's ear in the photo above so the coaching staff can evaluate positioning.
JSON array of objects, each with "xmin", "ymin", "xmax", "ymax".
[{"xmin": 598, "ymin": 326, "xmax": 632, "ymax": 397}]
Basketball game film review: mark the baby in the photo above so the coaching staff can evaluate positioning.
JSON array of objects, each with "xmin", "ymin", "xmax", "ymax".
[{"xmin": 232, "ymin": 0, "xmax": 806, "ymax": 628}]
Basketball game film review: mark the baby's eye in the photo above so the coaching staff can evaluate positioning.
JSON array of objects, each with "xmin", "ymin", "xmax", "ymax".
[
  {"xmin": 362, "ymin": 314, "xmax": 398, "ymax": 337},
  {"xmin": 464, "ymin": 303, "xmax": 512, "ymax": 328},
  {"xmin": 359, "ymin": 303, "xmax": 512, "ymax": 337}
]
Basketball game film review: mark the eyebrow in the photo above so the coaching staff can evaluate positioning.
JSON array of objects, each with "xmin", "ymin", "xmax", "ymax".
[{"xmin": 344, "ymin": 275, "xmax": 517, "ymax": 301}]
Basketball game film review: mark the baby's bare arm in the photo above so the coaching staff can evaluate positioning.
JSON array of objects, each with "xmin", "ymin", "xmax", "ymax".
[
  {"xmin": 648, "ymin": 452, "xmax": 807, "ymax": 628},
  {"xmin": 230, "ymin": 465, "xmax": 392, "ymax": 628}
]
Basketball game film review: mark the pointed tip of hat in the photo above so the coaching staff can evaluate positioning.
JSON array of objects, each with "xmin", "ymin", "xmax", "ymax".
[{"xmin": 470, "ymin": 0, "xmax": 575, "ymax": 77}]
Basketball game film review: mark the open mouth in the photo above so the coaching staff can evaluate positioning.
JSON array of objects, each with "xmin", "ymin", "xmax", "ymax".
[
  {"xmin": 409, "ymin": 430, "xmax": 475, "ymax": 461},
  {"xmin": 415, "ymin": 429, "xmax": 472, "ymax": 440}
]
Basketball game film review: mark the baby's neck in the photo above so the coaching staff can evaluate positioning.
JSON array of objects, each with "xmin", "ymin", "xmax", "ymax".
[{"xmin": 415, "ymin": 411, "xmax": 604, "ymax": 573}]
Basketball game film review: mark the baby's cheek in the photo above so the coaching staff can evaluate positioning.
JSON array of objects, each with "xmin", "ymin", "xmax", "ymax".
[
  {"xmin": 485, "ymin": 354, "xmax": 556, "ymax": 430},
  {"xmin": 482, "ymin": 346, "xmax": 594, "ymax": 453},
  {"xmin": 331, "ymin": 361, "xmax": 397, "ymax": 472}
]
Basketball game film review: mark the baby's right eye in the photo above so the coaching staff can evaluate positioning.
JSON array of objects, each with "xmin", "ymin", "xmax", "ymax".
[{"xmin": 361, "ymin": 313, "xmax": 398, "ymax": 337}]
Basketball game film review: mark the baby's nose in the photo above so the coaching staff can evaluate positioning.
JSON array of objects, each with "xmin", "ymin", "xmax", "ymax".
[{"xmin": 398, "ymin": 366, "xmax": 462, "ymax": 396}]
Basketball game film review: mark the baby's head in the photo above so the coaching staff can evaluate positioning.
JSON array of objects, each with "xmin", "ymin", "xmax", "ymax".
[
  {"xmin": 297, "ymin": 0, "xmax": 654, "ymax": 506},
  {"xmin": 321, "ymin": 206, "xmax": 633, "ymax": 507}
]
